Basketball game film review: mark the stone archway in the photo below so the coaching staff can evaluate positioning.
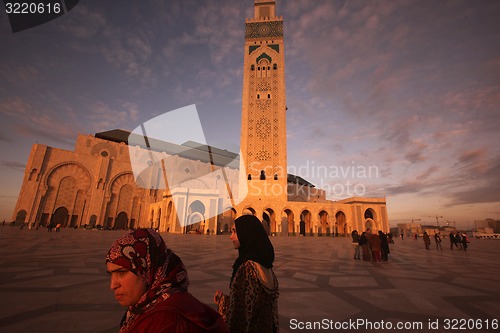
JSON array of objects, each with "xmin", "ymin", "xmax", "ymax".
[
  {"xmin": 300, "ymin": 210, "xmax": 312, "ymax": 236},
  {"xmin": 364, "ymin": 208, "xmax": 377, "ymax": 221},
  {"xmin": 89, "ymin": 214, "xmax": 97, "ymax": 227},
  {"xmin": 15, "ymin": 210, "xmax": 27, "ymax": 226},
  {"xmin": 51, "ymin": 207, "xmax": 69, "ymax": 227},
  {"xmin": 283, "ymin": 209, "xmax": 294, "ymax": 236},
  {"xmin": 166, "ymin": 201, "xmax": 173, "ymax": 232},
  {"xmin": 115, "ymin": 211, "xmax": 128, "ymax": 230},
  {"xmin": 156, "ymin": 208, "xmax": 162, "ymax": 230},
  {"xmin": 263, "ymin": 208, "xmax": 276, "ymax": 235},
  {"xmin": 186, "ymin": 200, "xmax": 206, "ymax": 233},
  {"xmin": 187, "ymin": 212, "xmax": 205, "ymax": 233},
  {"xmin": 335, "ymin": 211, "xmax": 347, "ymax": 237},
  {"xmin": 365, "ymin": 218, "xmax": 375, "ymax": 231},
  {"xmin": 319, "ymin": 210, "xmax": 329, "ymax": 236},
  {"xmin": 221, "ymin": 208, "xmax": 236, "ymax": 234},
  {"xmin": 364, "ymin": 208, "xmax": 377, "ymax": 231},
  {"xmin": 243, "ymin": 207, "xmax": 256, "ymax": 216},
  {"xmin": 262, "ymin": 211, "xmax": 271, "ymax": 236}
]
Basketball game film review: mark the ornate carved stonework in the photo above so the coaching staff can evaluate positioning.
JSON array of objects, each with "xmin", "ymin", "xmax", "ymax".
[
  {"xmin": 256, "ymin": 99, "xmax": 271, "ymax": 111},
  {"xmin": 256, "ymin": 118, "xmax": 271, "ymax": 140},
  {"xmin": 245, "ymin": 21, "xmax": 284, "ymax": 39},
  {"xmin": 257, "ymin": 80, "xmax": 271, "ymax": 92}
]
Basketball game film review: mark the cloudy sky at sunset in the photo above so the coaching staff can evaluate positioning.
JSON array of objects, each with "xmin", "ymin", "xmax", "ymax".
[{"xmin": 1, "ymin": 0, "xmax": 499, "ymax": 229}]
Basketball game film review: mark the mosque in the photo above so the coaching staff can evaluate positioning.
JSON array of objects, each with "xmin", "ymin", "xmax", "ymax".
[{"xmin": 11, "ymin": 0, "xmax": 389, "ymax": 236}]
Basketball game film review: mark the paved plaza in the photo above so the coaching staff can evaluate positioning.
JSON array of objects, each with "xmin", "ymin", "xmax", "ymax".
[{"xmin": 0, "ymin": 227, "xmax": 499, "ymax": 332}]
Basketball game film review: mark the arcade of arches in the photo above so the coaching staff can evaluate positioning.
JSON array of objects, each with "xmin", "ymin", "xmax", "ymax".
[{"xmin": 147, "ymin": 196, "xmax": 387, "ymax": 236}]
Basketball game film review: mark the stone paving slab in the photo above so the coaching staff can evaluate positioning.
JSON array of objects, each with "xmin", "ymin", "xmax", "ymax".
[{"xmin": 1, "ymin": 227, "xmax": 500, "ymax": 332}]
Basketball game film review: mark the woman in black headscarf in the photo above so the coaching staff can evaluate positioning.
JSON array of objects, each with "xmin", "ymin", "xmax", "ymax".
[{"xmin": 214, "ymin": 214, "xmax": 279, "ymax": 333}]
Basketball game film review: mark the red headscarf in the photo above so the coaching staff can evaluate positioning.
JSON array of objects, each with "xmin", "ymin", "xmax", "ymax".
[{"xmin": 106, "ymin": 228, "xmax": 188, "ymax": 332}]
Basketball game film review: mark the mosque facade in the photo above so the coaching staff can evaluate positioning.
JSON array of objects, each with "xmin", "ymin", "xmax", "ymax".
[{"xmin": 12, "ymin": 0, "xmax": 389, "ymax": 236}]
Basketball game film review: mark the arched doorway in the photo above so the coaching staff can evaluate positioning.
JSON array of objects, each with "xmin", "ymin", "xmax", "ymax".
[
  {"xmin": 300, "ymin": 210, "xmax": 312, "ymax": 236},
  {"xmin": 263, "ymin": 208, "xmax": 276, "ymax": 235},
  {"xmin": 15, "ymin": 210, "xmax": 27, "ymax": 226},
  {"xmin": 243, "ymin": 207, "xmax": 256, "ymax": 216},
  {"xmin": 365, "ymin": 218, "xmax": 375, "ymax": 231},
  {"xmin": 156, "ymin": 208, "xmax": 162, "ymax": 230},
  {"xmin": 335, "ymin": 211, "xmax": 347, "ymax": 237},
  {"xmin": 262, "ymin": 212, "xmax": 271, "ymax": 236},
  {"xmin": 187, "ymin": 212, "xmax": 205, "ymax": 233},
  {"xmin": 221, "ymin": 208, "xmax": 236, "ymax": 234},
  {"xmin": 283, "ymin": 209, "xmax": 294, "ymax": 236},
  {"xmin": 364, "ymin": 208, "xmax": 377, "ymax": 231},
  {"xmin": 150, "ymin": 209, "xmax": 155, "ymax": 229},
  {"xmin": 115, "ymin": 211, "xmax": 128, "ymax": 230},
  {"xmin": 319, "ymin": 210, "xmax": 329, "ymax": 236},
  {"xmin": 186, "ymin": 200, "xmax": 205, "ymax": 233},
  {"xmin": 89, "ymin": 214, "xmax": 97, "ymax": 227},
  {"xmin": 51, "ymin": 207, "xmax": 69, "ymax": 227},
  {"xmin": 166, "ymin": 201, "xmax": 173, "ymax": 232}
]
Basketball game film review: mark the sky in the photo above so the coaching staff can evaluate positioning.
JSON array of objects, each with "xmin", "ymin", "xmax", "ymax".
[{"xmin": 1, "ymin": 0, "xmax": 499, "ymax": 230}]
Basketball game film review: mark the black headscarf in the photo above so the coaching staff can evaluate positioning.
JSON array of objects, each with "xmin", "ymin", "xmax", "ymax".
[{"xmin": 231, "ymin": 215, "xmax": 275, "ymax": 282}]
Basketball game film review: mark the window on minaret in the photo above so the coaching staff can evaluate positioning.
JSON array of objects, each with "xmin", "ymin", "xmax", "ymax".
[
  {"xmin": 257, "ymin": 59, "xmax": 270, "ymax": 77},
  {"xmin": 28, "ymin": 168, "xmax": 37, "ymax": 181}
]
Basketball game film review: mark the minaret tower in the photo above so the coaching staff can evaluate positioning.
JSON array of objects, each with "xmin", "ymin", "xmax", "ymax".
[{"xmin": 240, "ymin": 0, "xmax": 287, "ymax": 201}]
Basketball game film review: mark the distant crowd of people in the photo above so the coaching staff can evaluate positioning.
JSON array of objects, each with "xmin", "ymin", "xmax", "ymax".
[
  {"xmin": 351, "ymin": 229, "xmax": 392, "ymax": 262},
  {"xmin": 423, "ymin": 231, "xmax": 469, "ymax": 251},
  {"xmin": 351, "ymin": 228, "xmax": 471, "ymax": 262}
]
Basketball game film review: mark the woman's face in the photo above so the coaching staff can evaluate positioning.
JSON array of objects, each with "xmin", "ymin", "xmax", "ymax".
[
  {"xmin": 230, "ymin": 227, "xmax": 240, "ymax": 249},
  {"xmin": 107, "ymin": 262, "xmax": 147, "ymax": 307}
]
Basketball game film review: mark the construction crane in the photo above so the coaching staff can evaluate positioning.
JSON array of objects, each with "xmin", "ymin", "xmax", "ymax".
[{"xmin": 428, "ymin": 215, "xmax": 444, "ymax": 227}]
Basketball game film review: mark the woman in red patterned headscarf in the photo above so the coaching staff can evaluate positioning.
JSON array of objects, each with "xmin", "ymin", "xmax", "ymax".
[{"xmin": 106, "ymin": 228, "xmax": 228, "ymax": 333}]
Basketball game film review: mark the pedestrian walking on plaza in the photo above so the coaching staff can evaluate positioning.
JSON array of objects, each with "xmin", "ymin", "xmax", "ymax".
[
  {"xmin": 367, "ymin": 229, "xmax": 382, "ymax": 262},
  {"xmin": 434, "ymin": 233, "xmax": 442, "ymax": 251},
  {"xmin": 455, "ymin": 232, "xmax": 463, "ymax": 250},
  {"xmin": 106, "ymin": 228, "xmax": 228, "ymax": 333},
  {"xmin": 351, "ymin": 230, "xmax": 361, "ymax": 260},
  {"xmin": 423, "ymin": 232, "xmax": 431, "ymax": 250},
  {"xmin": 379, "ymin": 231, "xmax": 390, "ymax": 261},
  {"xmin": 359, "ymin": 231, "xmax": 371, "ymax": 261},
  {"xmin": 461, "ymin": 233, "xmax": 469, "ymax": 251},
  {"xmin": 449, "ymin": 232, "xmax": 455, "ymax": 250},
  {"xmin": 214, "ymin": 214, "xmax": 279, "ymax": 333},
  {"xmin": 387, "ymin": 232, "xmax": 394, "ymax": 244}
]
